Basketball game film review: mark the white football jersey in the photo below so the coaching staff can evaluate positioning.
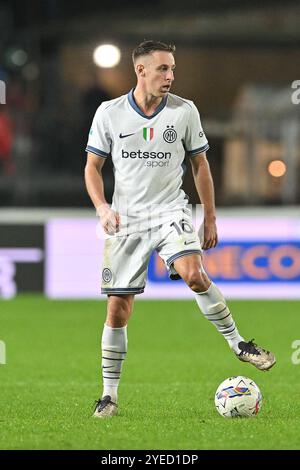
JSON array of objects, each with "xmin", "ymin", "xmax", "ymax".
[{"xmin": 86, "ymin": 89, "xmax": 209, "ymax": 234}]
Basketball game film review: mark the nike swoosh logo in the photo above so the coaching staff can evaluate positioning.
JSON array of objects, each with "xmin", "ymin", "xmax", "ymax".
[
  {"xmin": 184, "ymin": 241, "xmax": 195, "ymax": 245},
  {"xmin": 119, "ymin": 133, "xmax": 135, "ymax": 139}
]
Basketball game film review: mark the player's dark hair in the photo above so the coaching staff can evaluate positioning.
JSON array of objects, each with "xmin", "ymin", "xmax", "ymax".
[{"xmin": 132, "ymin": 40, "xmax": 176, "ymax": 63}]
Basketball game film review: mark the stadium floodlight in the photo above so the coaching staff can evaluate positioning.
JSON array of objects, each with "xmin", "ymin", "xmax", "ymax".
[
  {"xmin": 11, "ymin": 49, "xmax": 28, "ymax": 67},
  {"xmin": 268, "ymin": 160, "xmax": 286, "ymax": 178},
  {"xmin": 93, "ymin": 44, "xmax": 121, "ymax": 68}
]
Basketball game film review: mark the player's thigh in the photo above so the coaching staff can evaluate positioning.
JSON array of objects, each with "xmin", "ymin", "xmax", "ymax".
[
  {"xmin": 157, "ymin": 212, "xmax": 203, "ymax": 279},
  {"xmin": 101, "ymin": 234, "xmax": 151, "ymax": 295}
]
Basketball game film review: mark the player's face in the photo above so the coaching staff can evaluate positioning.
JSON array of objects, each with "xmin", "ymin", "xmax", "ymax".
[{"xmin": 143, "ymin": 51, "xmax": 175, "ymax": 97}]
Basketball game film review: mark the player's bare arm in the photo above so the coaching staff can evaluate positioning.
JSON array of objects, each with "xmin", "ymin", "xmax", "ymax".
[
  {"xmin": 190, "ymin": 152, "xmax": 218, "ymax": 250},
  {"xmin": 84, "ymin": 152, "xmax": 120, "ymax": 234}
]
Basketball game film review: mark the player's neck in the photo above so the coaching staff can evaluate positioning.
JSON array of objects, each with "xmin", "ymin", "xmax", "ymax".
[{"xmin": 133, "ymin": 87, "xmax": 163, "ymax": 117}]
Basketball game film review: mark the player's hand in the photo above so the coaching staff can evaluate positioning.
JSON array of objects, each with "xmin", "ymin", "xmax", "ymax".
[
  {"xmin": 97, "ymin": 203, "xmax": 120, "ymax": 235},
  {"xmin": 198, "ymin": 217, "xmax": 218, "ymax": 250}
]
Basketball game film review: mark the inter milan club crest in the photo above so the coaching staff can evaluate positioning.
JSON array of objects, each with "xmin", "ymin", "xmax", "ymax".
[
  {"xmin": 102, "ymin": 268, "xmax": 112, "ymax": 283},
  {"xmin": 143, "ymin": 127, "xmax": 154, "ymax": 141},
  {"xmin": 163, "ymin": 125, "xmax": 177, "ymax": 143}
]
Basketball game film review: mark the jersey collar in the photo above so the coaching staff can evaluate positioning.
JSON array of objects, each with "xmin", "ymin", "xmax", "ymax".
[{"xmin": 127, "ymin": 88, "xmax": 168, "ymax": 119}]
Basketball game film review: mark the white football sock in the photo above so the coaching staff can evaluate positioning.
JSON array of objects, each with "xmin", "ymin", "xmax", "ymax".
[
  {"xmin": 194, "ymin": 282, "xmax": 244, "ymax": 353},
  {"xmin": 101, "ymin": 324, "xmax": 128, "ymax": 403}
]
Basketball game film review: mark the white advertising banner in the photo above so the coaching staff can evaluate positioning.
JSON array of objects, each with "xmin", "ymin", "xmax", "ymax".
[{"xmin": 45, "ymin": 216, "xmax": 300, "ymax": 299}]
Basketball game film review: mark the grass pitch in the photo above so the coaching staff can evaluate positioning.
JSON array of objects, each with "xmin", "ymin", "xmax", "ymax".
[{"xmin": 0, "ymin": 297, "xmax": 299, "ymax": 450}]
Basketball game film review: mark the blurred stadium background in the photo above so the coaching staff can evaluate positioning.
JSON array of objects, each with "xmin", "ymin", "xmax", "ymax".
[
  {"xmin": 1, "ymin": 0, "xmax": 300, "ymax": 451},
  {"xmin": 0, "ymin": 0, "xmax": 299, "ymax": 300}
]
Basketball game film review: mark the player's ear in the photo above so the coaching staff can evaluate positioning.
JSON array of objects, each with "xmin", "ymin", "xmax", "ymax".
[{"xmin": 136, "ymin": 63, "xmax": 145, "ymax": 77}]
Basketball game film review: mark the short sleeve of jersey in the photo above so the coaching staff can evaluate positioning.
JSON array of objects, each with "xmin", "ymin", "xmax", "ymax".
[
  {"xmin": 85, "ymin": 103, "xmax": 112, "ymax": 158},
  {"xmin": 184, "ymin": 102, "xmax": 209, "ymax": 156}
]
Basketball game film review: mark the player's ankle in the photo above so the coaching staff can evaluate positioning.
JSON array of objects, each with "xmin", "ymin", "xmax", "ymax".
[
  {"xmin": 103, "ymin": 390, "xmax": 118, "ymax": 404},
  {"xmin": 228, "ymin": 336, "xmax": 244, "ymax": 354}
]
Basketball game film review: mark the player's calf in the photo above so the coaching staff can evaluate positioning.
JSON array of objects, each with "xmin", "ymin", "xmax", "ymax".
[{"xmin": 194, "ymin": 282, "xmax": 244, "ymax": 353}]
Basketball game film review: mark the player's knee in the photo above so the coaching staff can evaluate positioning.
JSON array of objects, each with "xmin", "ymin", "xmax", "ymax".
[
  {"xmin": 111, "ymin": 301, "xmax": 131, "ymax": 319},
  {"xmin": 107, "ymin": 296, "xmax": 132, "ymax": 327},
  {"xmin": 185, "ymin": 269, "xmax": 210, "ymax": 292}
]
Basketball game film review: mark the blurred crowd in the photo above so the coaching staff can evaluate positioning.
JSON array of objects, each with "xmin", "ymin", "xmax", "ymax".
[
  {"xmin": 0, "ymin": 65, "xmax": 114, "ymax": 206},
  {"xmin": 1, "ymin": 1, "xmax": 300, "ymax": 207}
]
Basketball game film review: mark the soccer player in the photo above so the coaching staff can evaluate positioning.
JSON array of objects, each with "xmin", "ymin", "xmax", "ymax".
[{"xmin": 85, "ymin": 40, "xmax": 276, "ymax": 418}]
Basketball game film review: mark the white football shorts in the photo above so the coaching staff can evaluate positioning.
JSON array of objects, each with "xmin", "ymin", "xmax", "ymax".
[{"xmin": 101, "ymin": 213, "xmax": 202, "ymax": 295}]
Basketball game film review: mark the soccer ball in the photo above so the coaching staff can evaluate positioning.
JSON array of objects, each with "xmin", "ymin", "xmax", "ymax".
[{"xmin": 215, "ymin": 376, "xmax": 262, "ymax": 418}]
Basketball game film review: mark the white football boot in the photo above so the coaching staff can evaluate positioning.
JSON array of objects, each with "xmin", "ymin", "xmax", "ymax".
[
  {"xmin": 236, "ymin": 339, "xmax": 276, "ymax": 371},
  {"xmin": 93, "ymin": 395, "xmax": 118, "ymax": 418}
]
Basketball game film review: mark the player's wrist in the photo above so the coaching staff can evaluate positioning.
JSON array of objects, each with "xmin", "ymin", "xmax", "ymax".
[
  {"xmin": 204, "ymin": 214, "xmax": 216, "ymax": 222},
  {"xmin": 96, "ymin": 202, "xmax": 110, "ymax": 217}
]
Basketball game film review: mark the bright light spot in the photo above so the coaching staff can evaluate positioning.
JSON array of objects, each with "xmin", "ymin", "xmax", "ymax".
[
  {"xmin": 11, "ymin": 49, "xmax": 28, "ymax": 66},
  {"xmin": 93, "ymin": 44, "xmax": 120, "ymax": 68},
  {"xmin": 268, "ymin": 160, "xmax": 286, "ymax": 178}
]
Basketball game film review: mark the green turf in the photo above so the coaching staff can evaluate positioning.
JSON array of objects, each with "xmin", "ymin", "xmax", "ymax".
[{"xmin": 0, "ymin": 297, "xmax": 299, "ymax": 450}]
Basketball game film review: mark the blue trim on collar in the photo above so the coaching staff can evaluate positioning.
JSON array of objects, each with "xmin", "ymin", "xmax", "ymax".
[{"xmin": 127, "ymin": 88, "xmax": 167, "ymax": 119}]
